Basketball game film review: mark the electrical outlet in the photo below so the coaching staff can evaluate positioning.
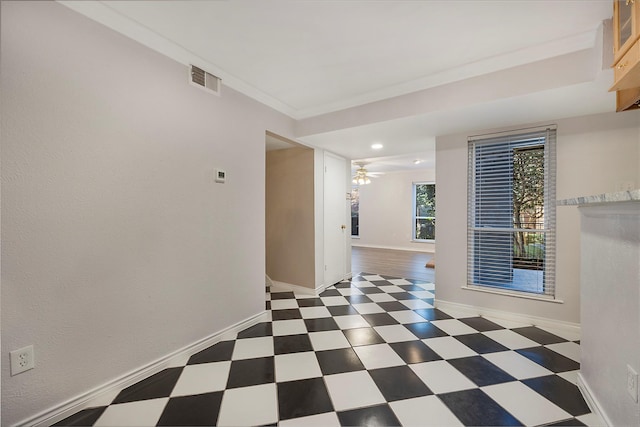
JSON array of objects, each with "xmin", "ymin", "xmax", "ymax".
[
  {"xmin": 627, "ymin": 364, "xmax": 638, "ymax": 403},
  {"xmin": 10, "ymin": 345, "xmax": 35, "ymax": 376}
]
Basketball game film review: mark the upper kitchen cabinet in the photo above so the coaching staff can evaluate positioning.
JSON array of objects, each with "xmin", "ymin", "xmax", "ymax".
[{"xmin": 611, "ymin": 0, "xmax": 640, "ymax": 109}]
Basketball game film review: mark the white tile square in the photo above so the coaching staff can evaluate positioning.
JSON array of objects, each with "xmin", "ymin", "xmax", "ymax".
[
  {"xmin": 300, "ymin": 306, "xmax": 332, "ymax": 319},
  {"xmin": 366, "ymin": 293, "xmax": 396, "ymax": 303},
  {"xmin": 483, "ymin": 381, "xmax": 572, "ymax": 426},
  {"xmin": 482, "ymin": 316, "xmax": 531, "ymax": 329},
  {"xmin": 409, "ymin": 290, "xmax": 435, "ymax": 299},
  {"xmin": 231, "ymin": 336, "xmax": 274, "ymax": 360},
  {"xmin": 337, "ymin": 288, "xmax": 364, "ymax": 296},
  {"xmin": 546, "ymin": 342, "xmax": 581, "ymax": 362},
  {"xmin": 482, "ymin": 351, "xmax": 553, "ymax": 380},
  {"xmin": 362, "ymin": 275, "xmax": 385, "ymax": 281},
  {"xmin": 171, "ymin": 361, "xmax": 231, "ymax": 396},
  {"xmin": 272, "ymin": 319, "xmax": 307, "ymax": 336},
  {"xmin": 293, "ymin": 292, "xmax": 318, "ymax": 299},
  {"xmin": 388, "ymin": 279, "xmax": 412, "ymax": 285},
  {"xmin": 415, "ymin": 282, "xmax": 435, "ymax": 291},
  {"xmin": 378, "ymin": 285, "xmax": 406, "ymax": 293},
  {"xmin": 539, "ymin": 325, "xmax": 581, "ymax": 342},
  {"xmin": 320, "ymin": 296, "xmax": 350, "ymax": 306},
  {"xmin": 352, "ymin": 280, "xmax": 376, "ymax": 288},
  {"xmin": 324, "ymin": 371, "xmax": 386, "ymax": 411},
  {"xmin": 309, "ymin": 330, "xmax": 351, "ymax": 351},
  {"xmin": 270, "ymin": 299, "xmax": 299, "ymax": 310},
  {"xmin": 390, "ymin": 395, "xmax": 463, "ymax": 426},
  {"xmin": 334, "ymin": 314, "xmax": 370, "ymax": 330},
  {"xmin": 557, "ymin": 370, "xmax": 579, "ymax": 386},
  {"xmin": 352, "ymin": 302, "xmax": 385, "ymax": 314},
  {"xmin": 430, "ymin": 319, "xmax": 478, "ymax": 336},
  {"xmin": 576, "ymin": 412, "xmax": 606, "ymax": 426},
  {"xmin": 217, "ymin": 384, "xmax": 278, "ymax": 426},
  {"xmin": 388, "ymin": 310, "xmax": 428, "ymax": 324},
  {"xmin": 422, "ymin": 337, "xmax": 477, "ymax": 359},
  {"xmin": 275, "ymin": 352, "xmax": 322, "ymax": 382},
  {"xmin": 400, "ymin": 299, "xmax": 434, "ymax": 310},
  {"xmin": 410, "ymin": 361, "xmax": 476, "ymax": 394},
  {"xmin": 353, "ymin": 343, "xmax": 405, "ymax": 369},
  {"xmin": 374, "ymin": 324, "xmax": 418, "ymax": 343},
  {"xmin": 278, "ymin": 412, "xmax": 341, "ymax": 427},
  {"xmin": 482, "ymin": 329, "xmax": 540, "ymax": 350},
  {"xmin": 94, "ymin": 398, "xmax": 168, "ymax": 427}
]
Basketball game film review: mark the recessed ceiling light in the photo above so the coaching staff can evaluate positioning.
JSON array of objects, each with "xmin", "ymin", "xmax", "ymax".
[{"xmin": 371, "ymin": 143, "xmax": 383, "ymax": 150}]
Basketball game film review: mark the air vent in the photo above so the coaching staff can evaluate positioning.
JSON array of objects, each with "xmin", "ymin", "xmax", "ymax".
[{"xmin": 190, "ymin": 65, "xmax": 221, "ymax": 95}]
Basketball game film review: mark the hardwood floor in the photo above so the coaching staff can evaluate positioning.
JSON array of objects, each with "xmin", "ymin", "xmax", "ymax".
[{"xmin": 351, "ymin": 246, "xmax": 435, "ymax": 282}]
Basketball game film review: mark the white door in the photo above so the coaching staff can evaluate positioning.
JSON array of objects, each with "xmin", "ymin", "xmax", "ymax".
[{"xmin": 323, "ymin": 152, "xmax": 349, "ymax": 285}]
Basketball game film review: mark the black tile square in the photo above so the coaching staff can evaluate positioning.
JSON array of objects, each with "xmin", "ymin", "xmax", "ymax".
[
  {"xmin": 343, "ymin": 327, "xmax": 385, "ymax": 346},
  {"xmin": 272, "ymin": 309, "xmax": 302, "ymax": 321},
  {"xmin": 516, "ymin": 347, "xmax": 580, "ymax": 372},
  {"xmin": 337, "ymin": 404, "xmax": 401, "ymax": 426},
  {"xmin": 270, "ymin": 291, "xmax": 296, "ymax": 300},
  {"xmin": 369, "ymin": 366, "xmax": 432, "ymax": 401},
  {"xmin": 414, "ymin": 308, "xmax": 453, "ymax": 321},
  {"xmin": 304, "ymin": 317, "xmax": 340, "ymax": 332},
  {"xmin": 523, "ymin": 375, "xmax": 590, "ymax": 416},
  {"xmin": 237, "ymin": 322, "xmax": 272, "ymax": 339},
  {"xmin": 350, "ymin": 275, "xmax": 369, "ymax": 281},
  {"xmin": 266, "ymin": 300, "xmax": 271, "ymax": 310},
  {"xmin": 369, "ymin": 279, "xmax": 394, "ymax": 285},
  {"xmin": 344, "ymin": 294, "xmax": 373, "ymax": 304},
  {"xmin": 422, "ymin": 298, "xmax": 435, "ymax": 306},
  {"xmin": 404, "ymin": 322, "xmax": 448, "ymax": 339},
  {"xmin": 316, "ymin": 348, "xmax": 365, "ymax": 375},
  {"xmin": 397, "ymin": 284, "xmax": 426, "ymax": 291},
  {"xmin": 458, "ymin": 316, "xmax": 504, "ymax": 332},
  {"xmin": 226, "ymin": 357, "xmax": 274, "ymax": 389},
  {"xmin": 387, "ymin": 292, "xmax": 419, "ymax": 300},
  {"xmin": 455, "ymin": 333, "xmax": 509, "ymax": 354},
  {"xmin": 377, "ymin": 301, "xmax": 411, "ymax": 312},
  {"xmin": 439, "ymin": 388, "xmax": 523, "ymax": 426},
  {"xmin": 361, "ymin": 313, "xmax": 400, "ymax": 326},
  {"xmin": 319, "ymin": 288, "xmax": 342, "ymax": 297},
  {"xmin": 512, "ymin": 326, "xmax": 568, "ymax": 344},
  {"xmin": 157, "ymin": 391, "xmax": 223, "ymax": 426},
  {"xmin": 278, "ymin": 377, "xmax": 334, "ymax": 420},
  {"xmin": 53, "ymin": 407, "xmax": 107, "ymax": 426},
  {"xmin": 298, "ymin": 298, "xmax": 325, "ymax": 307},
  {"xmin": 188, "ymin": 341, "xmax": 235, "ymax": 365},
  {"xmin": 358, "ymin": 286, "xmax": 385, "ymax": 294},
  {"xmin": 447, "ymin": 356, "xmax": 516, "ymax": 386},
  {"xmin": 274, "ymin": 334, "xmax": 313, "ymax": 354},
  {"xmin": 390, "ymin": 341, "xmax": 442, "ymax": 364},
  {"xmin": 112, "ymin": 367, "xmax": 183, "ymax": 404},
  {"xmin": 334, "ymin": 282, "xmax": 353, "ymax": 288},
  {"xmin": 327, "ymin": 305, "xmax": 359, "ymax": 316}
]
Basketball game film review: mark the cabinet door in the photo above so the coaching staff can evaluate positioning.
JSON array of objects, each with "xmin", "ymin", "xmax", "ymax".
[{"xmin": 614, "ymin": 0, "xmax": 640, "ymax": 62}]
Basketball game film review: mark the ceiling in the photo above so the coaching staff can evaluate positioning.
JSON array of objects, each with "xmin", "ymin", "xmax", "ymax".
[{"xmin": 60, "ymin": 0, "xmax": 616, "ymax": 173}]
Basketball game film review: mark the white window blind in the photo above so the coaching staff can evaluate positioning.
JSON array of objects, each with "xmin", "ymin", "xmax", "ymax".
[{"xmin": 467, "ymin": 126, "xmax": 556, "ymax": 297}]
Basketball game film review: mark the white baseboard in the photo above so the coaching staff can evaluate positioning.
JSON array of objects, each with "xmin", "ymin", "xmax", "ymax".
[
  {"xmin": 434, "ymin": 299, "xmax": 581, "ymax": 337},
  {"xmin": 270, "ymin": 280, "xmax": 318, "ymax": 296},
  {"xmin": 351, "ymin": 243, "xmax": 435, "ymax": 254},
  {"xmin": 22, "ymin": 310, "xmax": 269, "ymax": 427},
  {"xmin": 577, "ymin": 372, "xmax": 611, "ymax": 427}
]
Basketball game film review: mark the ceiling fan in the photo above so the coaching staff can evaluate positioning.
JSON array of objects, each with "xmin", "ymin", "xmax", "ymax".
[{"xmin": 352, "ymin": 162, "xmax": 382, "ymax": 185}]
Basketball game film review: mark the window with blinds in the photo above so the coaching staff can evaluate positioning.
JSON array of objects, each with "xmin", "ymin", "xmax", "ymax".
[{"xmin": 467, "ymin": 126, "xmax": 556, "ymax": 297}]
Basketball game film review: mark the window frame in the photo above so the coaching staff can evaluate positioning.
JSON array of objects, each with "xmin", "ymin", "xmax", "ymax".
[
  {"xmin": 466, "ymin": 126, "xmax": 557, "ymax": 299},
  {"xmin": 412, "ymin": 182, "xmax": 436, "ymax": 242}
]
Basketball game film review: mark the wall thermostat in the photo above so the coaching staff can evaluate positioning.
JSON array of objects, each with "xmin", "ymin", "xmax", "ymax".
[{"xmin": 215, "ymin": 169, "xmax": 226, "ymax": 183}]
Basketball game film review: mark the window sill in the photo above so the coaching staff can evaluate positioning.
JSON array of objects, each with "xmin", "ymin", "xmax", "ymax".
[
  {"xmin": 351, "ymin": 236, "xmax": 360, "ymax": 239},
  {"xmin": 461, "ymin": 285, "xmax": 563, "ymax": 304},
  {"xmin": 412, "ymin": 239, "xmax": 435, "ymax": 243}
]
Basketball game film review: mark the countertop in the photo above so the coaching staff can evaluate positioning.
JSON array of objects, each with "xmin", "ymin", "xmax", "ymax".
[{"xmin": 558, "ymin": 189, "xmax": 640, "ymax": 206}]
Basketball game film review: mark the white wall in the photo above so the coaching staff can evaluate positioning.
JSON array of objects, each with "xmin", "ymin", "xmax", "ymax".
[
  {"xmin": 353, "ymin": 169, "xmax": 435, "ymax": 253},
  {"xmin": 435, "ymin": 111, "xmax": 640, "ymax": 324},
  {"xmin": 1, "ymin": 2, "xmax": 295, "ymax": 425}
]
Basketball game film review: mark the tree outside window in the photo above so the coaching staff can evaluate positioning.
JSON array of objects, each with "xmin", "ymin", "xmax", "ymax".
[{"xmin": 414, "ymin": 183, "xmax": 435, "ymax": 241}]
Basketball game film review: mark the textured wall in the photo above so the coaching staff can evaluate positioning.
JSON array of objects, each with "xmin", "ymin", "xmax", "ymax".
[
  {"xmin": 435, "ymin": 111, "xmax": 640, "ymax": 324},
  {"xmin": 1, "ymin": 2, "xmax": 294, "ymax": 425}
]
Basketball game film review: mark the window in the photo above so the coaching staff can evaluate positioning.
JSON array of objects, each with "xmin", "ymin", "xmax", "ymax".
[
  {"xmin": 351, "ymin": 186, "xmax": 359, "ymax": 237},
  {"xmin": 467, "ymin": 126, "xmax": 556, "ymax": 297},
  {"xmin": 413, "ymin": 183, "xmax": 435, "ymax": 241}
]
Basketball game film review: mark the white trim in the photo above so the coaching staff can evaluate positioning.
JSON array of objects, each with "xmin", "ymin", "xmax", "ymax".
[
  {"xmin": 20, "ymin": 311, "xmax": 269, "ymax": 427},
  {"xmin": 351, "ymin": 243, "xmax": 435, "ymax": 254},
  {"xmin": 461, "ymin": 285, "xmax": 564, "ymax": 304},
  {"xmin": 577, "ymin": 373, "xmax": 611, "ymax": 427},
  {"xmin": 434, "ymin": 299, "xmax": 580, "ymax": 335}
]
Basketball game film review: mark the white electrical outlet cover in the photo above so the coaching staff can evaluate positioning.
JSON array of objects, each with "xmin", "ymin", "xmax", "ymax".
[{"xmin": 10, "ymin": 345, "xmax": 35, "ymax": 376}]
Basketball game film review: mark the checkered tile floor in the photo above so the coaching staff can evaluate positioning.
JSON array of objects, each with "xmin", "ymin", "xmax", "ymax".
[{"xmin": 56, "ymin": 273, "xmax": 599, "ymax": 426}]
